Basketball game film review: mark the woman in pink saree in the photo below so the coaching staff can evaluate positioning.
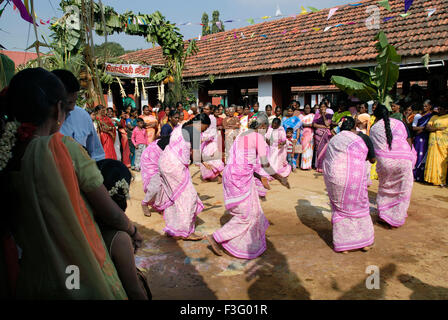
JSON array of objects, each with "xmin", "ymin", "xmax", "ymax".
[
  {"xmin": 265, "ymin": 118, "xmax": 291, "ymax": 178},
  {"xmin": 323, "ymin": 117, "xmax": 376, "ymax": 253},
  {"xmin": 313, "ymin": 102, "xmax": 333, "ymax": 172},
  {"xmin": 370, "ymin": 105, "xmax": 416, "ymax": 228},
  {"xmin": 157, "ymin": 114, "xmax": 211, "ymax": 241},
  {"xmin": 299, "ymin": 104, "xmax": 315, "ymax": 170},
  {"xmin": 140, "ymin": 140, "xmax": 163, "ymax": 218},
  {"xmin": 205, "ymin": 112, "xmax": 290, "ymax": 259},
  {"xmin": 199, "ymin": 103, "xmax": 225, "ymax": 183}
]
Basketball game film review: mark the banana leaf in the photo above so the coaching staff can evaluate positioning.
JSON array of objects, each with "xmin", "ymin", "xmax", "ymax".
[
  {"xmin": 0, "ymin": 53, "xmax": 15, "ymax": 90},
  {"xmin": 331, "ymin": 75, "xmax": 377, "ymax": 102}
]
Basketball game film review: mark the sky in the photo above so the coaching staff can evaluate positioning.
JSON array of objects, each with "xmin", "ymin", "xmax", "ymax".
[{"xmin": 0, "ymin": 0, "xmax": 349, "ymax": 52}]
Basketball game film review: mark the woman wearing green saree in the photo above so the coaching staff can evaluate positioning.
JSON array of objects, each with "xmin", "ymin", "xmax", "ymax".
[{"xmin": 0, "ymin": 68, "xmax": 145, "ymax": 299}]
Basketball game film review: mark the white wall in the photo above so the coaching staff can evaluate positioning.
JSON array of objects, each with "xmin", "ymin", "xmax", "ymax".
[{"xmin": 258, "ymin": 75, "xmax": 272, "ymax": 111}]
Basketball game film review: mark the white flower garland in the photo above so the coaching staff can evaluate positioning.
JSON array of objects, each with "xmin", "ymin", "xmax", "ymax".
[
  {"xmin": 0, "ymin": 121, "xmax": 20, "ymax": 172},
  {"xmin": 109, "ymin": 178, "xmax": 130, "ymax": 199}
]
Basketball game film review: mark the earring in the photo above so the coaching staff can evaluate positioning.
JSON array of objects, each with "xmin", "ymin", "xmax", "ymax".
[{"xmin": 57, "ymin": 121, "xmax": 61, "ymax": 126}]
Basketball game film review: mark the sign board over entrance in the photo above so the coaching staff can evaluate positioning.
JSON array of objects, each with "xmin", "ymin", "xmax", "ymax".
[{"xmin": 105, "ymin": 63, "xmax": 151, "ymax": 78}]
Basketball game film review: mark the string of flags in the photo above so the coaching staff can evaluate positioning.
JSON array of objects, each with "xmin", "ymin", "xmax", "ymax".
[
  {"xmin": 191, "ymin": 0, "xmax": 439, "ymax": 42},
  {"xmin": 5, "ymin": 0, "xmax": 440, "ymax": 39}
]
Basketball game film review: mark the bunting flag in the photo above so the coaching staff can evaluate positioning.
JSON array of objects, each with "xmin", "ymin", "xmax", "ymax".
[
  {"xmin": 233, "ymin": 32, "xmax": 237, "ymax": 39},
  {"xmin": 251, "ymin": 32, "xmax": 255, "ymax": 38},
  {"xmin": 308, "ymin": 7, "xmax": 320, "ymax": 13},
  {"xmin": 275, "ymin": 4, "xmax": 282, "ymax": 17},
  {"xmin": 328, "ymin": 7, "xmax": 338, "ymax": 20},
  {"xmin": 400, "ymin": 13, "xmax": 411, "ymax": 17},
  {"xmin": 247, "ymin": 18, "xmax": 255, "ymax": 24},
  {"xmin": 261, "ymin": 34, "xmax": 267, "ymax": 38},
  {"xmin": 324, "ymin": 26, "xmax": 333, "ymax": 32},
  {"xmin": 348, "ymin": 2, "xmax": 363, "ymax": 6},
  {"xmin": 216, "ymin": 21, "xmax": 222, "ymax": 30},
  {"xmin": 261, "ymin": 16, "xmax": 271, "ymax": 20},
  {"xmin": 383, "ymin": 16, "xmax": 396, "ymax": 22},
  {"xmin": 378, "ymin": 0, "xmax": 391, "ymax": 11},
  {"xmin": 300, "ymin": 6, "xmax": 308, "ymax": 15},
  {"xmin": 12, "ymin": 0, "xmax": 35, "ymax": 25},
  {"xmin": 405, "ymin": 0, "xmax": 414, "ymax": 13},
  {"xmin": 241, "ymin": 32, "xmax": 245, "ymax": 39},
  {"xmin": 427, "ymin": 8, "xmax": 436, "ymax": 17},
  {"xmin": 312, "ymin": 27, "xmax": 321, "ymax": 32}
]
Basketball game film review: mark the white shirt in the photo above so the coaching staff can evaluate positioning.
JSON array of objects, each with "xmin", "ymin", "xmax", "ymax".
[
  {"xmin": 60, "ymin": 106, "xmax": 105, "ymax": 161},
  {"xmin": 412, "ymin": 114, "xmax": 423, "ymax": 127}
]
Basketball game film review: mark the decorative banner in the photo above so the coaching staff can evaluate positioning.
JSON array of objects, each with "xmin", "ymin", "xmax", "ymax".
[
  {"xmin": 405, "ymin": 0, "xmax": 414, "ymax": 13},
  {"xmin": 348, "ymin": 2, "xmax": 363, "ymax": 6},
  {"xmin": 12, "ymin": 0, "xmax": 34, "ymax": 25},
  {"xmin": 261, "ymin": 16, "xmax": 271, "ymax": 20},
  {"xmin": 378, "ymin": 0, "xmax": 391, "ymax": 11},
  {"xmin": 400, "ymin": 13, "xmax": 410, "ymax": 17},
  {"xmin": 324, "ymin": 26, "xmax": 333, "ymax": 32},
  {"xmin": 105, "ymin": 63, "xmax": 151, "ymax": 78},
  {"xmin": 308, "ymin": 7, "xmax": 320, "ymax": 13},
  {"xmin": 216, "ymin": 21, "xmax": 222, "ymax": 30},
  {"xmin": 247, "ymin": 18, "xmax": 255, "ymax": 24},
  {"xmin": 383, "ymin": 16, "xmax": 395, "ymax": 22},
  {"xmin": 427, "ymin": 8, "xmax": 436, "ymax": 17},
  {"xmin": 328, "ymin": 7, "xmax": 338, "ymax": 20}
]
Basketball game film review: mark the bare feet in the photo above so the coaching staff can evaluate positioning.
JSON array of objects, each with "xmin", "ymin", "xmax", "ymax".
[
  {"xmin": 217, "ymin": 175, "xmax": 222, "ymax": 184},
  {"xmin": 141, "ymin": 205, "xmax": 152, "ymax": 217},
  {"xmin": 206, "ymin": 235, "xmax": 223, "ymax": 256},
  {"xmin": 260, "ymin": 196, "xmax": 267, "ymax": 202},
  {"xmin": 184, "ymin": 232, "xmax": 204, "ymax": 241},
  {"xmin": 362, "ymin": 246, "xmax": 373, "ymax": 252},
  {"xmin": 341, "ymin": 251, "xmax": 348, "ymax": 254},
  {"xmin": 261, "ymin": 177, "xmax": 271, "ymax": 190}
]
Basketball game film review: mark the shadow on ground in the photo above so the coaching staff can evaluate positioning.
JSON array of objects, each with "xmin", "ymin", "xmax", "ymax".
[
  {"xmin": 295, "ymin": 199, "xmax": 333, "ymax": 249},
  {"xmin": 134, "ymin": 222, "xmax": 217, "ymax": 300}
]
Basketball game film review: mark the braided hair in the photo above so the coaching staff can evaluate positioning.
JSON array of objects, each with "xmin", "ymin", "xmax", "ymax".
[{"xmin": 374, "ymin": 104, "xmax": 393, "ymax": 149}]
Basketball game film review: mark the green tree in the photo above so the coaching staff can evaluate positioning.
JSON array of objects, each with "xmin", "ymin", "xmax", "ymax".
[
  {"xmin": 94, "ymin": 42, "xmax": 125, "ymax": 57},
  {"xmin": 211, "ymin": 10, "xmax": 224, "ymax": 33},
  {"xmin": 331, "ymin": 31, "xmax": 401, "ymax": 111},
  {"xmin": 201, "ymin": 13, "xmax": 210, "ymax": 36}
]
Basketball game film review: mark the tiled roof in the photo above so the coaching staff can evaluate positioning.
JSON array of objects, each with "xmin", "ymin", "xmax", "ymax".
[
  {"xmin": 121, "ymin": 0, "xmax": 448, "ymax": 79},
  {"xmin": 292, "ymin": 85, "xmax": 340, "ymax": 92},
  {"xmin": 1, "ymin": 50, "xmax": 39, "ymax": 67}
]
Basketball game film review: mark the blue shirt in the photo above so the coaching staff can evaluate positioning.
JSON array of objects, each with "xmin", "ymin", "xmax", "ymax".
[
  {"xmin": 160, "ymin": 123, "xmax": 174, "ymax": 137},
  {"xmin": 60, "ymin": 106, "xmax": 105, "ymax": 161}
]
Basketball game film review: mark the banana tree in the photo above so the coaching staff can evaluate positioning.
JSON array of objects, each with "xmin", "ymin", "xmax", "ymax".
[{"xmin": 331, "ymin": 31, "xmax": 401, "ymax": 111}]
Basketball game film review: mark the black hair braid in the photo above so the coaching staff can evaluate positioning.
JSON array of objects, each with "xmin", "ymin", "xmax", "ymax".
[
  {"xmin": 374, "ymin": 104, "xmax": 393, "ymax": 150},
  {"xmin": 383, "ymin": 114, "xmax": 393, "ymax": 150}
]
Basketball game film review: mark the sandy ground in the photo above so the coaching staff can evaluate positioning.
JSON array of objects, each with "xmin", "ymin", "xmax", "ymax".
[{"xmin": 126, "ymin": 166, "xmax": 448, "ymax": 300}]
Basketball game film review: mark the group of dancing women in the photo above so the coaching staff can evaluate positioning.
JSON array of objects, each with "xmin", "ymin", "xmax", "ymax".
[{"xmin": 139, "ymin": 97, "xmax": 437, "ymax": 257}]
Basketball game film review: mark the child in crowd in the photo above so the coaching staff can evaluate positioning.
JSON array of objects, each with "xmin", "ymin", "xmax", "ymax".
[
  {"xmin": 286, "ymin": 127, "xmax": 297, "ymax": 172},
  {"xmin": 96, "ymin": 159, "xmax": 151, "ymax": 300},
  {"xmin": 131, "ymin": 118, "xmax": 148, "ymax": 172}
]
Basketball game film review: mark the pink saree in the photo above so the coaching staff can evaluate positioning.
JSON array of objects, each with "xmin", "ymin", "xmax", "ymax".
[
  {"xmin": 213, "ymin": 132, "xmax": 270, "ymax": 259},
  {"xmin": 265, "ymin": 127, "xmax": 291, "ymax": 178},
  {"xmin": 200, "ymin": 115, "xmax": 225, "ymax": 180},
  {"xmin": 140, "ymin": 141, "xmax": 162, "ymax": 207},
  {"xmin": 300, "ymin": 113, "xmax": 315, "ymax": 170},
  {"xmin": 370, "ymin": 119, "xmax": 416, "ymax": 227},
  {"xmin": 323, "ymin": 130, "xmax": 374, "ymax": 252},
  {"xmin": 157, "ymin": 126, "xmax": 204, "ymax": 237}
]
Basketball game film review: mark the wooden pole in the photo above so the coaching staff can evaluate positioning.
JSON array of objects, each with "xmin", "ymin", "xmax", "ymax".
[{"xmin": 30, "ymin": 0, "xmax": 42, "ymax": 67}]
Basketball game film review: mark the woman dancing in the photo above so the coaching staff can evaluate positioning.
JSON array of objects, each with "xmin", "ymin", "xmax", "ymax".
[
  {"xmin": 158, "ymin": 114, "xmax": 211, "ymax": 241},
  {"xmin": 205, "ymin": 112, "xmax": 290, "ymax": 259},
  {"xmin": 323, "ymin": 117, "xmax": 376, "ymax": 253},
  {"xmin": 370, "ymin": 104, "xmax": 416, "ymax": 228}
]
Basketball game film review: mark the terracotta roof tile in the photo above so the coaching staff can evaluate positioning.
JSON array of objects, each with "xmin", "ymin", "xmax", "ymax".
[{"xmin": 121, "ymin": 0, "xmax": 448, "ymax": 79}]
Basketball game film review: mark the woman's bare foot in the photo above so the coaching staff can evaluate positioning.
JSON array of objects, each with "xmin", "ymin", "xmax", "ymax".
[
  {"xmin": 362, "ymin": 246, "xmax": 373, "ymax": 252},
  {"xmin": 183, "ymin": 232, "xmax": 204, "ymax": 241},
  {"xmin": 141, "ymin": 205, "xmax": 152, "ymax": 217},
  {"xmin": 341, "ymin": 251, "xmax": 348, "ymax": 254},
  {"xmin": 260, "ymin": 196, "xmax": 267, "ymax": 202},
  {"xmin": 217, "ymin": 175, "xmax": 222, "ymax": 184},
  {"xmin": 206, "ymin": 235, "xmax": 223, "ymax": 256},
  {"xmin": 261, "ymin": 177, "xmax": 271, "ymax": 190}
]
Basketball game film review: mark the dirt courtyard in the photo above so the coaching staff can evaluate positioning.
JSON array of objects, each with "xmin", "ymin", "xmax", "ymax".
[{"xmin": 126, "ymin": 166, "xmax": 448, "ymax": 300}]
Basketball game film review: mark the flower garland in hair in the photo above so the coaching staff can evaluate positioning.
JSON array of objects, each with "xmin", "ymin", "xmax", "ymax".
[
  {"xmin": 0, "ymin": 120, "xmax": 20, "ymax": 172},
  {"xmin": 109, "ymin": 178, "xmax": 130, "ymax": 199}
]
